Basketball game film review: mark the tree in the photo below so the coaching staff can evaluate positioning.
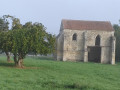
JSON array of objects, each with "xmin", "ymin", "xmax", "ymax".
[
  {"xmin": 10, "ymin": 22, "xmax": 55, "ymax": 68},
  {"xmin": 113, "ymin": 24, "xmax": 120, "ymax": 61},
  {"xmin": 0, "ymin": 31, "xmax": 13, "ymax": 62},
  {"xmin": 0, "ymin": 15, "xmax": 23, "ymax": 62},
  {"xmin": 0, "ymin": 16, "xmax": 12, "ymax": 62},
  {"xmin": 46, "ymin": 34, "xmax": 56, "ymax": 54},
  {"xmin": 0, "ymin": 15, "xmax": 55, "ymax": 67}
]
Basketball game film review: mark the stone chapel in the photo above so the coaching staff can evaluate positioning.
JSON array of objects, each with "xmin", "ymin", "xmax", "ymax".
[{"xmin": 55, "ymin": 19, "xmax": 116, "ymax": 64}]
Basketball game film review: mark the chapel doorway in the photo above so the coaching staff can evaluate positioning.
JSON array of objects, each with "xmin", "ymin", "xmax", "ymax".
[
  {"xmin": 88, "ymin": 35, "xmax": 101, "ymax": 63},
  {"xmin": 88, "ymin": 46, "xmax": 101, "ymax": 63}
]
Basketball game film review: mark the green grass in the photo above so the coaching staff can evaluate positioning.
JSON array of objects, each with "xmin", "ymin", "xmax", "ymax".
[{"xmin": 0, "ymin": 55, "xmax": 120, "ymax": 90}]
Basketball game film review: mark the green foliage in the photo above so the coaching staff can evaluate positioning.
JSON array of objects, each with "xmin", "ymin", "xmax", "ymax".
[
  {"xmin": 0, "ymin": 20, "xmax": 55, "ymax": 66},
  {"xmin": 10, "ymin": 23, "xmax": 49, "ymax": 58},
  {"xmin": 10, "ymin": 29, "xmax": 28, "ymax": 58},
  {"xmin": 0, "ymin": 56, "xmax": 120, "ymax": 90},
  {"xmin": 22, "ymin": 22, "xmax": 53, "ymax": 55},
  {"xmin": 47, "ymin": 34, "xmax": 56, "ymax": 54},
  {"xmin": 23, "ymin": 22, "xmax": 32, "ymax": 29},
  {"xmin": 113, "ymin": 24, "xmax": 120, "ymax": 61},
  {"xmin": 0, "ymin": 17, "xmax": 9, "ymax": 31},
  {"xmin": 3, "ymin": 15, "xmax": 22, "ymax": 30}
]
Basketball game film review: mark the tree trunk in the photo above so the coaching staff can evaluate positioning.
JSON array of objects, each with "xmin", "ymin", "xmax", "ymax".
[
  {"xmin": 13, "ymin": 53, "xmax": 18, "ymax": 66},
  {"xmin": 5, "ymin": 52, "xmax": 11, "ymax": 62},
  {"xmin": 17, "ymin": 59, "xmax": 24, "ymax": 68},
  {"xmin": 13, "ymin": 53, "xmax": 24, "ymax": 68}
]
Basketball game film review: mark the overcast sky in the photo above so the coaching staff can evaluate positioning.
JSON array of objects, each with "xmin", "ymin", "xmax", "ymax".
[{"xmin": 0, "ymin": 0, "xmax": 120, "ymax": 35}]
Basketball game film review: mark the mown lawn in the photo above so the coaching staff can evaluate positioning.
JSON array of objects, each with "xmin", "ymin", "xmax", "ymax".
[{"xmin": 0, "ymin": 55, "xmax": 120, "ymax": 90}]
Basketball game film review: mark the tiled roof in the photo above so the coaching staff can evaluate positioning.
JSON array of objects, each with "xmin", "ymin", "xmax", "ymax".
[{"xmin": 62, "ymin": 19, "xmax": 114, "ymax": 31}]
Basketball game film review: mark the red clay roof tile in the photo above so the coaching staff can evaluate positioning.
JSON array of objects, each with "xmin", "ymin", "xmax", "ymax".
[{"xmin": 62, "ymin": 19, "xmax": 114, "ymax": 31}]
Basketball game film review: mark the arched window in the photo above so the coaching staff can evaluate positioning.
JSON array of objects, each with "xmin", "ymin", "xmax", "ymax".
[
  {"xmin": 72, "ymin": 33, "xmax": 77, "ymax": 41},
  {"xmin": 95, "ymin": 35, "xmax": 100, "ymax": 46}
]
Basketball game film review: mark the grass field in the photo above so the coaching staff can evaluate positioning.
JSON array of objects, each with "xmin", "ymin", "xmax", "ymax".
[{"xmin": 0, "ymin": 55, "xmax": 120, "ymax": 90}]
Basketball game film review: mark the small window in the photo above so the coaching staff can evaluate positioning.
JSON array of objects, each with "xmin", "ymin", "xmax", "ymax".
[
  {"xmin": 95, "ymin": 35, "xmax": 100, "ymax": 46},
  {"xmin": 73, "ymin": 33, "xmax": 77, "ymax": 41}
]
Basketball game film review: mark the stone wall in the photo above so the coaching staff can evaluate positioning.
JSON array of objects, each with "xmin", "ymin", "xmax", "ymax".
[{"xmin": 56, "ymin": 25, "xmax": 64, "ymax": 61}]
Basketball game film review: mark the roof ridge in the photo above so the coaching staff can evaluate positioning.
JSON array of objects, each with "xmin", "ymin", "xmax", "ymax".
[{"xmin": 62, "ymin": 19, "xmax": 110, "ymax": 23}]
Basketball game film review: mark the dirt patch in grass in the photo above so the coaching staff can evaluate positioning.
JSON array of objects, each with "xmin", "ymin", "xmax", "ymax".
[
  {"xmin": 0, "ymin": 62, "xmax": 41, "ymax": 69},
  {"xmin": 64, "ymin": 83, "xmax": 90, "ymax": 90},
  {"xmin": 1, "ymin": 65, "xmax": 41, "ymax": 69},
  {"xmin": 42, "ymin": 81, "xmax": 92, "ymax": 90},
  {"xmin": 14, "ymin": 66, "xmax": 40, "ymax": 69}
]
